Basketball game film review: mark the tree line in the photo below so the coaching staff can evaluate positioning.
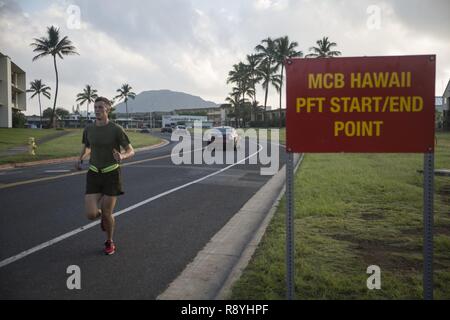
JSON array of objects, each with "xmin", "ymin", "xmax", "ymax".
[
  {"xmin": 27, "ymin": 26, "xmax": 136, "ymax": 128},
  {"xmin": 24, "ymin": 26, "xmax": 341, "ymax": 129},
  {"xmin": 225, "ymin": 36, "xmax": 341, "ymax": 128}
]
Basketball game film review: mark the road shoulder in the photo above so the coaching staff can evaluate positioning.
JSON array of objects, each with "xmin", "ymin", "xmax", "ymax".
[{"xmin": 158, "ymin": 153, "xmax": 303, "ymax": 300}]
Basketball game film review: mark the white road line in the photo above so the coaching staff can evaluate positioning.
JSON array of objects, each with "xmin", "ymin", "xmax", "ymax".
[
  {"xmin": 0, "ymin": 144, "xmax": 263, "ymax": 269},
  {"xmin": 44, "ymin": 170, "xmax": 71, "ymax": 173}
]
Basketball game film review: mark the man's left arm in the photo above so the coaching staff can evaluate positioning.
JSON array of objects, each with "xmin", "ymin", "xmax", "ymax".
[
  {"xmin": 114, "ymin": 126, "xmax": 134, "ymax": 162},
  {"xmin": 113, "ymin": 144, "xmax": 135, "ymax": 162},
  {"xmin": 122, "ymin": 144, "xmax": 135, "ymax": 160}
]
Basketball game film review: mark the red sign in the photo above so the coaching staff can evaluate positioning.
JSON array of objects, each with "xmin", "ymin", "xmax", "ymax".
[{"xmin": 286, "ymin": 55, "xmax": 435, "ymax": 153}]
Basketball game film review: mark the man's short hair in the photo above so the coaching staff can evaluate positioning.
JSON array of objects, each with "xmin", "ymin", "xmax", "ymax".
[{"xmin": 94, "ymin": 96, "xmax": 111, "ymax": 107}]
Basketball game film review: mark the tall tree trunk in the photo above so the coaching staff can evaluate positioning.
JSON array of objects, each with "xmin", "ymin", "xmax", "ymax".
[
  {"xmin": 87, "ymin": 101, "xmax": 90, "ymax": 126},
  {"xmin": 38, "ymin": 94, "xmax": 42, "ymax": 129},
  {"xmin": 49, "ymin": 55, "xmax": 59, "ymax": 128},
  {"xmin": 279, "ymin": 65, "xmax": 284, "ymax": 128},
  {"xmin": 242, "ymin": 90, "xmax": 246, "ymax": 128},
  {"xmin": 125, "ymin": 99, "xmax": 129, "ymax": 128},
  {"xmin": 263, "ymin": 82, "xmax": 269, "ymax": 124},
  {"xmin": 252, "ymin": 78, "xmax": 257, "ymax": 104},
  {"xmin": 252, "ymin": 79, "xmax": 257, "ymax": 124},
  {"xmin": 78, "ymin": 105, "xmax": 81, "ymax": 128}
]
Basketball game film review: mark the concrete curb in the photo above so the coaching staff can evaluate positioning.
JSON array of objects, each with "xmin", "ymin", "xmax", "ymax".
[
  {"xmin": 157, "ymin": 153, "xmax": 304, "ymax": 300},
  {"xmin": 216, "ymin": 153, "xmax": 304, "ymax": 300},
  {"xmin": 0, "ymin": 138, "xmax": 170, "ymax": 171}
]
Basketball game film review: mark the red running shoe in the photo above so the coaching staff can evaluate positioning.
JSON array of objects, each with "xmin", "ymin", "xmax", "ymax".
[{"xmin": 104, "ymin": 240, "xmax": 116, "ymax": 255}]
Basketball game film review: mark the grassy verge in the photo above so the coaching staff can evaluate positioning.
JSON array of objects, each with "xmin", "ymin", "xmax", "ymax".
[
  {"xmin": 0, "ymin": 128, "xmax": 64, "ymax": 152},
  {"xmin": 230, "ymin": 132, "xmax": 450, "ymax": 299},
  {"xmin": 0, "ymin": 129, "xmax": 162, "ymax": 165}
]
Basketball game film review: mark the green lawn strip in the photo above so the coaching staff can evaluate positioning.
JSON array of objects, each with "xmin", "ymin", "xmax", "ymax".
[
  {"xmin": 0, "ymin": 128, "xmax": 63, "ymax": 152},
  {"xmin": 0, "ymin": 129, "xmax": 162, "ymax": 165},
  {"xmin": 230, "ymin": 132, "xmax": 450, "ymax": 299},
  {"xmin": 235, "ymin": 128, "xmax": 285, "ymax": 145}
]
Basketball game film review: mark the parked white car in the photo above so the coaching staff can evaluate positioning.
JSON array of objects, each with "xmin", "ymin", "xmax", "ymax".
[
  {"xmin": 205, "ymin": 126, "xmax": 240, "ymax": 151},
  {"xmin": 174, "ymin": 125, "xmax": 188, "ymax": 133}
]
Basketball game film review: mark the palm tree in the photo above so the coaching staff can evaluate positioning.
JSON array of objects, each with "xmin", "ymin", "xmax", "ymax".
[
  {"xmin": 245, "ymin": 54, "xmax": 263, "ymax": 104},
  {"xmin": 226, "ymin": 93, "xmax": 245, "ymax": 128},
  {"xmin": 305, "ymin": 36, "xmax": 341, "ymax": 58},
  {"xmin": 227, "ymin": 63, "xmax": 251, "ymax": 125},
  {"xmin": 30, "ymin": 25, "xmax": 78, "ymax": 128},
  {"xmin": 245, "ymin": 54, "xmax": 264, "ymax": 122},
  {"xmin": 27, "ymin": 79, "xmax": 51, "ymax": 129},
  {"xmin": 227, "ymin": 62, "xmax": 253, "ymax": 102},
  {"xmin": 255, "ymin": 37, "xmax": 279, "ymax": 122},
  {"xmin": 226, "ymin": 63, "xmax": 242, "ymax": 89},
  {"xmin": 76, "ymin": 84, "xmax": 98, "ymax": 125},
  {"xmin": 257, "ymin": 59, "xmax": 282, "ymax": 123},
  {"xmin": 227, "ymin": 60, "xmax": 259, "ymax": 127},
  {"xmin": 274, "ymin": 36, "xmax": 303, "ymax": 127},
  {"xmin": 115, "ymin": 84, "xmax": 136, "ymax": 128}
]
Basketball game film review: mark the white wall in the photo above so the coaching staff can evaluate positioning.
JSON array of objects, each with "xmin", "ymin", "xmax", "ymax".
[{"xmin": 0, "ymin": 55, "xmax": 12, "ymax": 128}]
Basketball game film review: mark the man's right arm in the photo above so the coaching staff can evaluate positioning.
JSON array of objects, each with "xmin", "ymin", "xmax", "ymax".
[{"xmin": 76, "ymin": 144, "xmax": 91, "ymax": 170}]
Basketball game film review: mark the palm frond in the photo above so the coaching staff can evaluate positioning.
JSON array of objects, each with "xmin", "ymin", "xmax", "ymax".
[
  {"xmin": 31, "ymin": 52, "xmax": 50, "ymax": 61},
  {"xmin": 42, "ymin": 91, "xmax": 51, "ymax": 99}
]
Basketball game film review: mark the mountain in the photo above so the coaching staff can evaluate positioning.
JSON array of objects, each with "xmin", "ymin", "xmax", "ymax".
[{"xmin": 114, "ymin": 89, "xmax": 218, "ymax": 113}]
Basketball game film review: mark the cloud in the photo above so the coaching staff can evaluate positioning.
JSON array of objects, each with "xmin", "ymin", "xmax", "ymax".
[
  {"xmin": 0, "ymin": 0, "xmax": 449, "ymax": 116},
  {"xmin": 389, "ymin": 0, "xmax": 450, "ymax": 40}
]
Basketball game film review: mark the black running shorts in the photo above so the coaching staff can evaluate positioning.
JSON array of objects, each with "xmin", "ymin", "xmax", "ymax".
[{"xmin": 85, "ymin": 167, "xmax": 124, "ymax": 196}]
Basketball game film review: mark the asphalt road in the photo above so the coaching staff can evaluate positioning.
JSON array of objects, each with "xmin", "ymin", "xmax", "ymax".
[{"xmin": 0, "ymin": 133, "xmax": 285, "ymax": 299}]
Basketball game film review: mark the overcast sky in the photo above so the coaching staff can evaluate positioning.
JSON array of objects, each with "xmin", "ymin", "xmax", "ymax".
[{"xmin": 1, "ymin": 0, "xmax": 449, "ymax": 116}]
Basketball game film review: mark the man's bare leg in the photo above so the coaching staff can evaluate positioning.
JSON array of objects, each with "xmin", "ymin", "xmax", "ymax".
[
  {"xmin": 101, "ymin": 195, "xmax": 117, "ymax": 241},
  {"xmin": 97, "ymin": 195, "xmax": 104, "ymax": 216},
  {"xmin": 85, "ymin": 193, "xmax": 103, "ymax": 220}
]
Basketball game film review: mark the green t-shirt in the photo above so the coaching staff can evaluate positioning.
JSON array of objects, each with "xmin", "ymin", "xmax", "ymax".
[{"xmin": 82, "ymin": 121, "xmax": 131, "ymax": 169}]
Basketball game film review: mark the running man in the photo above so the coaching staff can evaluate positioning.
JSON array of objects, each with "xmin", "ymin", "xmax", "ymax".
[{"xmin": 76, "ymin": 96, "xmax": 135, "ymax": 255}]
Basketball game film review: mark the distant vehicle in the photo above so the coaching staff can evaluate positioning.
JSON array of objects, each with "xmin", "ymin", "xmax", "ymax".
[
  {"xmin": 140, "ymin": 127, "xmax": 151, "ymax": 133},
  {"xmin": 174, "ymin": 125, "xmax": 188, "ymax": 132},
  {"xmin": 205, "ymin": 126, "xmax": 240, "ymax": 151},
  {"xmin": 171, "ymin": 125, "xmax": 189, "ymax": 137},
  {"xmin": 161, "ymin": 124, "xmax": 173, "ymax": 133}
]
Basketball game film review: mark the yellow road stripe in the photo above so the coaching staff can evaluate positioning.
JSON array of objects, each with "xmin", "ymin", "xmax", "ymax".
[{"xmin": 0, "ymin": 153, "xmax": 172, "ymax": 190}]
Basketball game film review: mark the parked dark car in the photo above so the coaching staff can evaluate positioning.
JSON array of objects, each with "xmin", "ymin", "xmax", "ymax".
[{"xmin": 161, "ymin": 124, "xmax": 173, "ymax": 133}]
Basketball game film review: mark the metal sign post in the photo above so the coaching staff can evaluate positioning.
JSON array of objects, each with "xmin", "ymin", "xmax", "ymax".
[
  {"xmin": 423, "ymin": 152, "xmax": 434, "ymax": 300},
  {"xmin": 286, "ymin": 151, "xmax": 295, "ymax": 300}
]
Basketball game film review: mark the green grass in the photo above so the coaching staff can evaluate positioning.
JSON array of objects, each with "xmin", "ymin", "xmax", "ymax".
[
  {"xmin": 0, "ymin": 128, "xmax": 63, "ymax": 152},
  {"xmin": 0, "ymin": 128, "xmax": 162, "ymax": 165},
  {"xmin": 236, "ymin": 128, "xmax": 285, "ymax": 144},
  {"xmin": 230, "ymin": 132, "xmax": 450, "ymax": 299}
]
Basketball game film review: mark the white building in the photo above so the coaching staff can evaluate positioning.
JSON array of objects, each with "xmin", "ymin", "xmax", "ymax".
[
  {"xmin": 440, "ymin": 79, "xmax": 450, "ymax": 130},
  {"xmin": 0, "ymin": 52, "xmax": 27, "ymax": 128},
  {"xmin": 162, "ymin": 114, "xmax": 212, "ymax": 128}
]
